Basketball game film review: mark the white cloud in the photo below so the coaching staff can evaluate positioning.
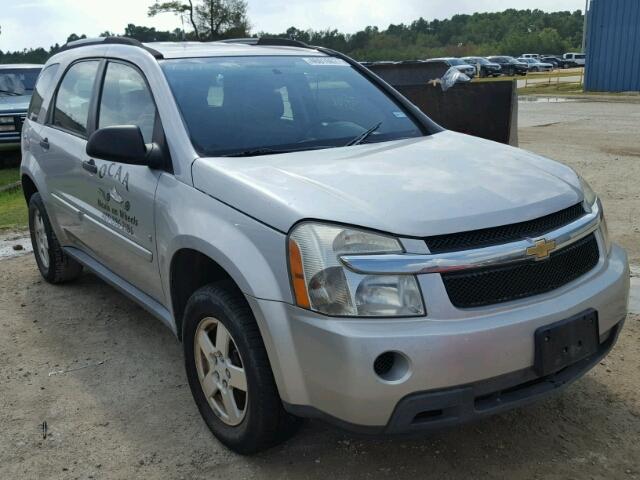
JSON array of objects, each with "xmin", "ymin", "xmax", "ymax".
[{"xmin": 0, "ymin": 0, "xmax": 585, "ymax": 52}]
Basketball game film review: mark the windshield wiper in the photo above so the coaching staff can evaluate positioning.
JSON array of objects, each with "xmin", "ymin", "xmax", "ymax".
[
  {"xmin": 346, "ymin": 121, "xmax": 382, "ymax": 146},
  {"xmin": 221, "ymin": 145, "xmax": 333, "ymax": 158},
  {"xmin": 0, "ymin": 89, "xmax": 21, "ymax": 96}
]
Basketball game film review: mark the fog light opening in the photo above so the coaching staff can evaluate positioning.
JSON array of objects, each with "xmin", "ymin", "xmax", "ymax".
[{"xmin": 373, "ymin": 351, "xmax": 410, "ymax": 382}]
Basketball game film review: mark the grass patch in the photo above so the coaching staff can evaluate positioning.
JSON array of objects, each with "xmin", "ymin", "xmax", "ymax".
[
  {"xmin": 0, "ymin": 167, "xmax": 20, "ymax": 187},
  {"xmin": 518, "ymin": 83, "xmax": 585, "ymax": 95},
  {"xmin": 0, "ymin": 187, "xmax": 28, "ymax": 230}
]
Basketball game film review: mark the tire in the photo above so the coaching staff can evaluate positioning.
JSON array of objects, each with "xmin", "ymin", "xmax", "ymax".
[
  {"xmin": 28, "ymin": 192, "xmax": 82, "ymax": 283},
  {"xmin": 183, "ymin": 282, "xmax": 301, "ymax": 454}
]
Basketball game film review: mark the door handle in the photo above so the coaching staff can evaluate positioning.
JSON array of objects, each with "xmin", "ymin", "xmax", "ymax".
[
  {"xmin": 82, "ymin": 159, "xmax": 98, "ymax": 174},
  {"xmin": 39, "ymin": 138, "xmax": 50, "ymax": 150}
]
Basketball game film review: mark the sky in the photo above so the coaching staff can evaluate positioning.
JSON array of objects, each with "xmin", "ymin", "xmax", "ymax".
[{"xmin": 0, "ymin": 0, "xmax": 586, "ymax": 52}]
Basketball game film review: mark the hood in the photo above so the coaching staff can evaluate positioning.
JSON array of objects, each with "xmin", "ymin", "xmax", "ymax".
[
  {"xmin": 192, "ymin": 130, "xmax": 583, "ymax": 237},
  {"xmin": 0, "ymin": 94, "xmax": 31, "ymax": 113}
]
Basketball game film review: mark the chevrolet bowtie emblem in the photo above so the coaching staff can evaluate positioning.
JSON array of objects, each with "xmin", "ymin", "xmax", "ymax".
[{"xmin": 526, "ymin": 239, "xmax": 556, "ymax": 260}]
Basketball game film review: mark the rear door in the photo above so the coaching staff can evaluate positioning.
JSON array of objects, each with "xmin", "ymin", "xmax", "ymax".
[{"xmin": 38, "ymin": 59, "xmax": 102, "ymax": 250}]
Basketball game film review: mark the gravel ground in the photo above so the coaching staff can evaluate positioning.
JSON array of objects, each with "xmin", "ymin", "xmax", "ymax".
[
  {"xmin": 519, "ymin": 98, "xmax": 640, "ymax": 265},
  {"xmin": 1, "ymin": 100, "xmax": 639, "ymax": 479}
]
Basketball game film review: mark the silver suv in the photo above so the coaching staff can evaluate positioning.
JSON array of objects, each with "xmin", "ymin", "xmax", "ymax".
[{"xmin": 21, "ymin": 37, "xmax": 629, "ymax": 454}]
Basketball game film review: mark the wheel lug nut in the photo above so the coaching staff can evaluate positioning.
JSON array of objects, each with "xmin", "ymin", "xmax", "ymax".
[
  {"xmin": 225, "ymin": 369, "xmax": 230, "ymax": 378},
  {"xmin": 214, "ymin": 371, "xmax": 219, "ymax": 380},
  {"xmin": 223, "ymin": 380, "xmax": 228, "ymax": 389}
]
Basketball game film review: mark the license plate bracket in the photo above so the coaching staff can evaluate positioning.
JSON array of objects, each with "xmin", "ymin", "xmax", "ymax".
[{"xmin": 534, "ymin": 309, "xmax": 599, "ymax": 377}]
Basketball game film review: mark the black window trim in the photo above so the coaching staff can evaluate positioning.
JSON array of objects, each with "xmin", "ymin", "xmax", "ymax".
[
  {"xmin": 27, "ymin": 63, "xmax": 59, "ymax": 123},
  {"xmin": 45, "ymin": 57, "xmax": 105, "ymax": 140},
  {"xmin": 95, "ymin": 57, "xmax": 173, "ymax": 172}
]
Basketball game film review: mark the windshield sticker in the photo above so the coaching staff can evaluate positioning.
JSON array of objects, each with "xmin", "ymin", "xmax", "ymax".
[
  {"xmin": 392, "ymin": 111, "xmax": 408, "ymax": 118},
  {"xmin": 302, "ymin": 57, "xmax": 349, "ymax": 66}
]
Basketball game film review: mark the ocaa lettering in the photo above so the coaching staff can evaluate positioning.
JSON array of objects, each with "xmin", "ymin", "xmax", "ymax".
[{"xmin": 98, "ymin": 162, "xmax": 130, "ymax": 191}]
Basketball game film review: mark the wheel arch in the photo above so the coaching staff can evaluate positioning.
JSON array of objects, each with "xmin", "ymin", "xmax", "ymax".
[
  {"xmin": 21, "ymin": 173, "xmax": 38, "ymax": 204},
  {"xmin": 169, "ymin": 246, "xmax": 247, "ymax": 341}
]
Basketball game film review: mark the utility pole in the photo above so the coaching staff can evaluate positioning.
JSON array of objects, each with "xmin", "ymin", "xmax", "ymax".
[{"xmin": 581, "ymin": 0, "xmax": 589, "ymax": 52}]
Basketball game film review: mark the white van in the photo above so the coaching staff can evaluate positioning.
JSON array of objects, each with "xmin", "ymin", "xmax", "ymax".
[{"xmin": 563, "ymin": 52, "xmax": 586, "ymax": 66}]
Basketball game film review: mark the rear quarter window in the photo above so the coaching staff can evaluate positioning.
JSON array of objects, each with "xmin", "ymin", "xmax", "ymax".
[{"xmin": 28, "ymin": 64, "xmax": 59, "ymax": 122}]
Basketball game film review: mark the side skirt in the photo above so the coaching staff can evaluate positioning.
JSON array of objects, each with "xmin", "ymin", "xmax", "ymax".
[{"xmin": 64, "ymin": 246, "xmax": 176, "ymax": 335}]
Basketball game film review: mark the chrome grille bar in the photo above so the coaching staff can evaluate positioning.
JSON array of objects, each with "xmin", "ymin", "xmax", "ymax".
[{"xmin": 340, "ymin": 200, "xmax": 602, "ymax": 275}]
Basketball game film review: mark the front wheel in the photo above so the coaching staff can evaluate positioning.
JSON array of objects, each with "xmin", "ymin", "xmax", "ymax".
[{"xmin": 183, "ymin": 283, "xmax": 300, "ymax": 454}]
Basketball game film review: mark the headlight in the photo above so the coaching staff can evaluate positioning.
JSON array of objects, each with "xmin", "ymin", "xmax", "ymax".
[
  {"xmin": 288, "ymin": 222, "xmax": 425, "ymax": 317},
  {"xmin": 600, "ymin": 213, "xmax": 611, "ymax": 254},
  {"xmin": 579, "ymin": 176, "xmax": 597, "ymax": 210},
  {"xmin": 579, "ymin": 176, "xmax": 611, "ymax": 253}
]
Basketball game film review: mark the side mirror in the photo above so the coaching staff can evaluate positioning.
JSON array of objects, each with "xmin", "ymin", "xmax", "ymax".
[{"xmin": 86, "ymin": 125, "xmax": 158, "ymax": 166}]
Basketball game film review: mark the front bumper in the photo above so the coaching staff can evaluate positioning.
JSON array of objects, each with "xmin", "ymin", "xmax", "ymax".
[{"xmin": 247, "ymin": 243, "xmax": 629, "ymax": 432}]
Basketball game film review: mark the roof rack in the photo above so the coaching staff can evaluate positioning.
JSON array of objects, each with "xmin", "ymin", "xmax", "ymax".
[
  {"xmin": 218, "ymin": 37, "xmax": 314, "ymax": 49},
  {"xmin": 58, "ymin": 36, "xmax": 164, "ymax": 59}
]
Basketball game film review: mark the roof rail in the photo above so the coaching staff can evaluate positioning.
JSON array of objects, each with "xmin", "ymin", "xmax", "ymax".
[
  {"xmin": 58, "ymin": 36, "xmax": 164, "ymax": 59},
  {"xmin": 218, "ymin": 37, "xmax": 314, "ymax": 49}
]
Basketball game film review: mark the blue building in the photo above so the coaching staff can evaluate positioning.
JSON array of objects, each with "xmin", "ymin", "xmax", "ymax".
[{"xmin": 585, "ymin": 0, "xmax": 640, "ymax": 92}]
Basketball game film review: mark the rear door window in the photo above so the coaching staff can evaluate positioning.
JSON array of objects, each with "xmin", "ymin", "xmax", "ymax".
[{"xmin": 52, "ymin": 61, "xmax": 100, "ymax": 137}]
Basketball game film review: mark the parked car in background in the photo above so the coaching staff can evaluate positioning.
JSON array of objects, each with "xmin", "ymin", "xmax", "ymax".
[
  {"xmin": 0, "ymin": 64, "xmax": 43, "ymax": 150},
  {"xmin": 563, "ymin": 53, "xmax": 586, "ymax": 66},
  {"xmin": 461, "ymin": 57, "xmax": 502, "ymax": 77},
  {"xmin": 540, "ymin": 56, "xmax": 572, "ymax": 69},
  {"xmin": 517, "ymin": 58, "xmax": 554, "ymax": 72},
  {"xmin": 521, "ymin": 53, "xmax": 540, "ymax": 59},
  {"xmin": 486, "ymin": 56, "xmax": 528, "ymax": 76},
  {"xmin": 426, "ymin": 57, "xmax": 475, "ymax": 78}
]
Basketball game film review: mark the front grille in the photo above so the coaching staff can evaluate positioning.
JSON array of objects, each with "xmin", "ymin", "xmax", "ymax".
[
  {"xmin": 16, "ymin": 115, "xmax": 26, "ymax": 132},
  {"xmin": 442, "ymin": 233, "xmax": 599, "ymax": 308},
  {"xmin": 425, "ymin": 203, "xmax": 585, "ymax": 253}
]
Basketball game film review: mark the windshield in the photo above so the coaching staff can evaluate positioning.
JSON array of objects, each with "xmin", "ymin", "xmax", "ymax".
[
  {"xmin": 446, "ymin": 58, "xmax": 466, "ymax": 66},
  {"xmin": 161, "ymin": 56, "xmax": 423, "ymax": 157},
  {"xmin": 0, "ymin": 68, "xmax": 40, "ymax": 95}
]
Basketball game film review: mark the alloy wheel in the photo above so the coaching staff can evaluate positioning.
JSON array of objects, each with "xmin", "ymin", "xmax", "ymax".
[
  {"xmin": 194, "ymin": 317, "xmax": 248, "ymax": 426},
  {"xmin": 34, "ymin": 210, "xmax": 50, "ymax": 269}
]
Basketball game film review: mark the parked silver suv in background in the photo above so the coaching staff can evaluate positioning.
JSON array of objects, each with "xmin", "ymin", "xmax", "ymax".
[{"xmin": 21, "ymin": 37, "xmax": 629, "ymax": 454}]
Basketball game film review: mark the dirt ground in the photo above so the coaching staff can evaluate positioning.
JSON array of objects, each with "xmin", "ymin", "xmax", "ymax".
[
  {"xmin": 519, "ymin": 98, "xmax": 640, "ymax": 265},
  {"xmin": 1, "ymin": 100, "xmax": 639, "ymax": 479}
]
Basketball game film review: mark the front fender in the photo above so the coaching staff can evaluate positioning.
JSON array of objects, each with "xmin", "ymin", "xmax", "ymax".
[{"xmin": 154, "ymin": 174, "xmax": 293, "ymax": 317}]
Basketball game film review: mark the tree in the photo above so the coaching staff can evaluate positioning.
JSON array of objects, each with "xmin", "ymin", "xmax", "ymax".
[
  {"xmin": 124, "ymin": 23, "xmax": 183, "ymax": 42},
  {"xmin": 149, "ymin": 1, "xmax": 200, "ymax": 40},
  {"xmin": 149, "ymin": 0, "xmax": 249, "ymax": 41},
  {"xmin": 2, "ymin": 9, "xmax": 586, "ymax": 65},
  {"xmin": 195, "ymin": 0, "xmax": 250, "ymax": 40},
  {"xmin": 66, "ymin": 33, "xmax": 87, "ymax": 43}
]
